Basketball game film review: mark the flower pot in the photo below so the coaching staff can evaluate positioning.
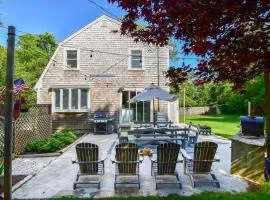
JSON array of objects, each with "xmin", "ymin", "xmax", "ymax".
[{"xmin": 264, "ymin": 158, "xmax": 270, "ymax": 180}]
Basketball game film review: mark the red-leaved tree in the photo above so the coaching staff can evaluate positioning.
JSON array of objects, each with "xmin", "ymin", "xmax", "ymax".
[{"xmin": 108, "ymin": 0, "xmax": 270, "ymax": 157}]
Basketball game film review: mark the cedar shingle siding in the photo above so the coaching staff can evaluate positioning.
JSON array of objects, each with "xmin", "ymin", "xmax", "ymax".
[{"xmin": 35, "ymin": 15, "xmax": 170, "ymax": 132}]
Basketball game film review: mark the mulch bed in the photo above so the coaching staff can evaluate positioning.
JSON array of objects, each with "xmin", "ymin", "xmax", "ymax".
[{"xmin": 0, "ymin": 175, "xmax": 27, "ymax": 194}]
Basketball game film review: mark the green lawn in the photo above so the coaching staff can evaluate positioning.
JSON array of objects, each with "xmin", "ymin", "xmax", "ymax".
[{"xmin": 180, "ymin": 114, "xmax": 241, "ymax": 138}]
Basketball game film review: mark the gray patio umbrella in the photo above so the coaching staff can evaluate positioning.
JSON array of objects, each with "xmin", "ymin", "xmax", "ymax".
[
  {"xmin": 129, "ymin": 83, "xmax": 178, "ymax": 103},
  {"xmin": 129, "ymin": 83, "xmax": 178, "ymax": 124}
]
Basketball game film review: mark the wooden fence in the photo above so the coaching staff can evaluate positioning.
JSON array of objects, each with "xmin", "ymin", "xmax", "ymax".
[
  {"xmin": 13, "ymin": 105, "xmax": 52, "ymax": 155},
  {"xmin": 0, "ymin": 105, "xmax": 52, "ymax": 155},
  {"xmin": 179, "ymin": 106, "xmax": 222, "ymax": 116}
]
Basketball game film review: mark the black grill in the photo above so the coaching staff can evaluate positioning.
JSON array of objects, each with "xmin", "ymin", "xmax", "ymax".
[
  {"xmin": 240, "ymin": 116, "xmax": 264, "ymax": 137},
  {"xmin": 93, "ymin": 112, "xmax": 114, "ymax": 134}
]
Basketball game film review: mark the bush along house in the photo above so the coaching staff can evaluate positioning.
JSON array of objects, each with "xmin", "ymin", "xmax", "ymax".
[{"xmin": 34, "ymin": 15, "xmax": 179, "ymax": 133}]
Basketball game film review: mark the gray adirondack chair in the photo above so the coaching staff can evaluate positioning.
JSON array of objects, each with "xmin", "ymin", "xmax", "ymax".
[
  {"xmin": 182, "ymin": 141, "xmax": 220, "ymax": 188},
  {"xmin": 111, "ymin": 143, "xmax": 143, "ymax": 189},
  {"xmin": 151, "ymin": 143, "xmax": 182, "ymax": 189},
  {"xmin": 72, "ymin": 143, "xmax": 105, "ymax": 189}
]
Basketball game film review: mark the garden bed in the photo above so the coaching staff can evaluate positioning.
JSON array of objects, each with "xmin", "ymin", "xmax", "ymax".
[
  {"xmin": 0, "ymin": 174, "xmax": 28, "ymax": 194},
  {"xmin": 21, "ymin": 129, "xmax": 83, "ymax": 157}
]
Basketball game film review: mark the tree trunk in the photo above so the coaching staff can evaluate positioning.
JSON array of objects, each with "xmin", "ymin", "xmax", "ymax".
[{"xmin": 265, "ymin": 70, "xmax": 270, "ymax": 158}]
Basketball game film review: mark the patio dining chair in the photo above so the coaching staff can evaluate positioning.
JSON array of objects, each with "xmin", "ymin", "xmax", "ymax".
[
  {"xmin": 72, "ymin": 143, "xmax": 106, "ymax": 189},
  {"xmin": 181, "ymin": 141, "xmax": 220, "ymax": 188},
  {"xmin": 187, "ymin": 122, "xmax": 199, "ymax": 147},
  {"xmin": 151, "ymin": 143, "xmax": 182, "ymax": 189},
  {"xmin": 155, "ymin": 112, "xmax": 172, "ymax": 128},
  {"xmin": 111, "ymin": 142, "xmax": 144, "ymax": 189}
]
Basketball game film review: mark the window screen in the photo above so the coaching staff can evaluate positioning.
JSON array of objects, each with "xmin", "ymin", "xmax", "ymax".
[
  {"xmin": 131, "ymin": 50, "xmax": 142, "ymax": 68},
  {"xmin": 66, "ymin": 50, "xmax": 77, "ymax": 68}
]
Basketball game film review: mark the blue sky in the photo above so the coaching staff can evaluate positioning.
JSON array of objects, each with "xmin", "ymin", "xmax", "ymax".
[{"xmin": 0, "ymin": 0, "xmax": 198, "ymax": 67}]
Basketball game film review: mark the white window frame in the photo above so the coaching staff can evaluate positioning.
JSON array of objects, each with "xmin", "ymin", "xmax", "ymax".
[
  {"xmin": 63, "ymin": 48, "xmax": 80, "ymax": 70},
  {"xmin": 52, "ymin": 88, "xmax": 90, "ymax": 113},
  {"xmin": 128, "ymin": 48, "xmax": 144, "ymax": 70}
]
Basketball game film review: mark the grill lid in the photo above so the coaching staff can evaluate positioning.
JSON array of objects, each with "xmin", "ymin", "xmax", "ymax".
[
  {"xmin": 93, "ymin": 112, "xmax": 109, "ymax": 119},
  {"xmin": 240, "ymin": 116, "xmax": 264, "ymax": 137}
]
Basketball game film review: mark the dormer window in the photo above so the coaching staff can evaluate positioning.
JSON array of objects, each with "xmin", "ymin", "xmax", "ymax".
[{"xmin": 129, "ymin": 49, "xmax": 143, "ymax": 70}]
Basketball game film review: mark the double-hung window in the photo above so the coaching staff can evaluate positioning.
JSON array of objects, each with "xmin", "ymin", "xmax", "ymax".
[
  {"xmin": 53, "ymin": 88, "xmax": 89, "ymax": 112},
  {"xmin": 66, "ymin": 49, "xmax": 78, "ymax": 69},
  {"xmin": 129, "ymin": 49, "xmax": 143, "ymax": 69}
]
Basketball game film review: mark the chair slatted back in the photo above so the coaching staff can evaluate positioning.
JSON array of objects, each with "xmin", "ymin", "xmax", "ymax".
[
  {"xmin": 157, "ymin": 143, "xmax": 180, "ymax": 175},
  {"xmin": 76, "ymin": 143, "xmax": 99, "ymax": 174},
  {"xmin": 156, "ymin": 112, "xmax": 169, "ymax": 127},
  {"xmin": 156, "ymin": 112, "xmax": 168, "ymax": 122},
  {"xmin": 115, "ymin": 143, "xmax": 138, "ymax": 174},
  {"xmin": 193, "ymin": 141, "xmax": 218, "ymax": 173}
]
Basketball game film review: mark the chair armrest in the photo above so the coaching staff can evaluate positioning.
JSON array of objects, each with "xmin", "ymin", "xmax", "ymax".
[
  {"xmin": 192, "ymin": 159, "xmax": 220, "ymax": 162},
  {"xmin": 110, "ymin": 153, "xmax": 116, "ymax": 164},
  {"xmin": 214, "ymin": 155, "xmax": 220, "ymax": 162},
  {"xmin": 139, "ymin": 155, "xmax": 144, "ymax": 163},
  {"xmin": 72, "ymin": 159, "xmax": 77, "ymax": 164},
  {"xmin": 150, "ymin": 156, "xmax": 157, "ymax": 163},
  {"xmin": 101, "ymin": 151, "xmax": 108, "ymax": 161},
  {"xmin": 180, "ymin": 149, "xmax": 192, "ymax": 161},
  {"xmin": 73, "ymin": 160, "xmax": 101, "ymax": 164}
]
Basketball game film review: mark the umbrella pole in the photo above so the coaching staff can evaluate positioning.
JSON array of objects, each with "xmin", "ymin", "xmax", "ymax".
[{"xmin": 153, "ymin": 99, "xmax": 155, "ymax": 126}]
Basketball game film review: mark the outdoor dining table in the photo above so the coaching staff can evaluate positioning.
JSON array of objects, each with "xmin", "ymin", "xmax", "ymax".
[
  {"xmin": 129, "ymin": 126, "xmax": 190, "ymax": 135},
  {"xmin": 127, "ymin": 126, "xmax": 197, "ymax": 149},
  {"xmin": 133, "ymin": 136, "xmax": 188, "ymax": 149}
]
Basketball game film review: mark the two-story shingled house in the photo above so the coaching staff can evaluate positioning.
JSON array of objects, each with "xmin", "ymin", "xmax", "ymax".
[{"xmin": 34, "ymin": 15, "xmax": 179, "ymax": 132}]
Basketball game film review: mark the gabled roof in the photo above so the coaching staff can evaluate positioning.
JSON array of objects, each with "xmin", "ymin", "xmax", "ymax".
[
  {"xmin": 58, "ymin": 15, "xmax": 121, "ymax": 46},
  {"xmin": 34, "ymin": 15, "xmax": 172, "ymax": 90},
  {"xmin": 34, "ymin": 15, "xmax": 120, "ymax": 90}
]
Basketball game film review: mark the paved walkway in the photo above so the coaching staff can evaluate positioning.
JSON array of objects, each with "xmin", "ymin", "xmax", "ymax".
[{"xmin": 13, "ymin": 133, "xmax": 250, "ymax": 199}]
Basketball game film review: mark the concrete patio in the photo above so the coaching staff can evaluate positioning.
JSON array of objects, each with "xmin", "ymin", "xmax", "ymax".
[{"xmin": 12, "ymin": 133, "xmax": 250, "ymax": 199}]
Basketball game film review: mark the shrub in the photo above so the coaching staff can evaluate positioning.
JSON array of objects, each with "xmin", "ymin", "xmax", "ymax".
[{"xmin": 25, "ymin": 129, "xmax": 77, "ymax": 153}]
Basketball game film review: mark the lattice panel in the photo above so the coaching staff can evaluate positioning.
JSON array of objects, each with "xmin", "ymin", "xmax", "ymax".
[
  {"xmin": 13, "ymin": 105, "xmax": 52, "ymax": 155},
  {"xmin": 0, "ymin": 116, "xmax": 4, "ymax": 158}
]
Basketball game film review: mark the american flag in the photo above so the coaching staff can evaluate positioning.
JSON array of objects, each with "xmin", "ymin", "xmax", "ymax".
[{"xmin": 13, "ymin": 78, "xmax": 28, "ymax": 95}]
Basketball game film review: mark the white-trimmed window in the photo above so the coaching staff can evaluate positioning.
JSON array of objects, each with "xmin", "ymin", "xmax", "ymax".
[
  {"xmin": 53, "ymin": 88, "xmax": 89, "ymax": 112},
  {"xmin": 129, "ymin": 49, "xmax": 143, "ymax": 69},
  {"xmin": 65, "ymin": 49, "xmax": 79, "ymax": 69}
]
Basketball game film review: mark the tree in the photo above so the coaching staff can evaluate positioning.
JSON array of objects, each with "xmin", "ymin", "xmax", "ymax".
[
  {"xmin": 15, "ymin": 33, "xmax": 57, "ymax": 104},
  {"xmin": 108, "ymin": 0, "xmax": 270, "ymax": 157},
  {"xmin": 0, "ymin": 33, "xmax": 57, "ymax": 105},
  {"xmin": 0, "ymin": 46, "xmax": 6, "ymax": 86},
  {"xmin": 0, "ymin": 45, "xmax": 7, "ymax": 104}
]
